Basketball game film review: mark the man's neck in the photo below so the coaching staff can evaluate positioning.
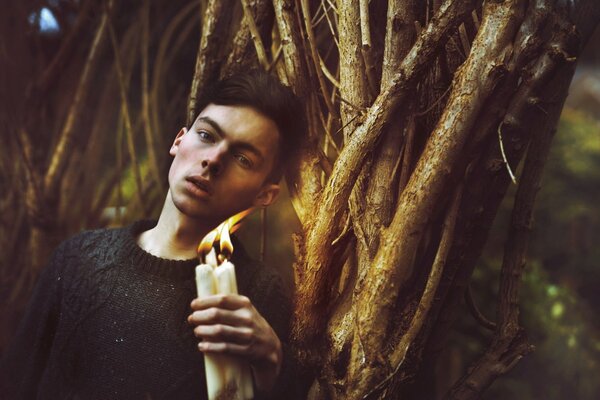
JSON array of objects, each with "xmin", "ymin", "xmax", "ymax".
[{"xmin": 137, "ymin": 191, "xmax": 215, "ymax": 260}]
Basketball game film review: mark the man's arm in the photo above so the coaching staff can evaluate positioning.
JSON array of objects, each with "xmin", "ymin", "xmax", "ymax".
[{"xmin": 0, "ymin": 242, "xmax": 65, "ymax": 399}]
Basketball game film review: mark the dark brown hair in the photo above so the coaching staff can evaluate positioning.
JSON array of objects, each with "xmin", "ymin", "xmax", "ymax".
[{"xmin": 195, "ymin": 70, "xmax": 306, "ymax": 182}]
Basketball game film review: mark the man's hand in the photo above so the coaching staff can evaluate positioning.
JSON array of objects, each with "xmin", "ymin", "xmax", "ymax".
[{"xmin": 187, "ymin": 294, "xmax": 282, "ymax": 393}]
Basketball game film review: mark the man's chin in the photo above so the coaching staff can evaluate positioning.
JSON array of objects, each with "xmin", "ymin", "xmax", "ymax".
[{"xmin": 172, "ymin": 200, "xmax": 220, "ymax": 221}]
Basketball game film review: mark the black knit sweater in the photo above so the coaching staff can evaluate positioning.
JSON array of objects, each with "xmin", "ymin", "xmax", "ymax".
[{"xmin": 0, "ymin": 220, "xmax": 297, "ymax": 399}]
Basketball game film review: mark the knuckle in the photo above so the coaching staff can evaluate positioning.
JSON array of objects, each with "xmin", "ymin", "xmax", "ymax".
[
  {"xmin": 239, "ymin": 296, "xmax": 251, "ymax": 306},
  {"xmin": 213, "ymin": 324, "xmax": 225, "ymax": 335},
  {"xmin": 216, "ymin": 295, "xmax": 228, "ymax": 307},
  {"xmin": 240, "ymin": 311, "xmax": 254, "ymax": 325},
  {"xmin": 241, "ymin": 328, "xmax": 254, "ymax": 342},
  {"xmin": 208, "ymin": 308, "xmax": 220, "ymax": 320}
]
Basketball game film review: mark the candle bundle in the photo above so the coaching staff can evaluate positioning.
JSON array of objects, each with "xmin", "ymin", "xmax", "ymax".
[{"xmin": 195, "ymin": 210, "xmax": 254, "ymax": 400}]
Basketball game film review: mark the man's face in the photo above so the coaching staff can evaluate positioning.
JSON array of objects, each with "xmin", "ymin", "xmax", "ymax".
[{"xmin": 168, "ymin": 104, "xmax": 281, "ymax": 224}]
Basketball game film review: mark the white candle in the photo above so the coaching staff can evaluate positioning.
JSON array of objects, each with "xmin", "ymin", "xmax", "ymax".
[
  {"xmin": 195, "ymin": 211, "xmax": 256, "ymax": 400},
  {"xmin": 195, "ymin": 263, "xmax": 224, "ymax": 400},
  {"xmin": 215, "ymin": 262, "xmax": 254, "ymax": 400}
]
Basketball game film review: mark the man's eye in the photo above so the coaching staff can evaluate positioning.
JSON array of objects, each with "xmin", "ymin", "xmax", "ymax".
[
  {"xmin": 197, "ymin": 130, "xmax": 214, "ymax": 142},
  {"xmin": 235, "ymin": 154, "xmax": 253, "ymax": 168}
]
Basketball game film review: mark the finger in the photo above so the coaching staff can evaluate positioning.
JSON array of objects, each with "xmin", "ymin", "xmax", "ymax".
[
  {"xmin": 191, "ymin": 294, "xmax": 252, "ymax": 311},
  {"xmin": 193, "ymin": 324, "xmax": 253, "ymax": 344},
  {"xmin": 198, "ymin": 341, "xmax": 251, "ymax": 357},
  {"xmin": 188, "ymin": 307, "xmax": 254, "ymax": 327}
]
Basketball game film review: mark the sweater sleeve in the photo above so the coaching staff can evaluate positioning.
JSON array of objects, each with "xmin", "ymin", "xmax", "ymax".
[{"xmin": 0, "ymin": 241, "xmax": 66, "ymax": 400}]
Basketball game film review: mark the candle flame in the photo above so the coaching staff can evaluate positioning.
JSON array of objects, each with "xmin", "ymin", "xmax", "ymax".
[
  {"xmin": 196, "ymin": 208, "xmax": 254, "ymax": 261},
  {"xmin": 197, "ymin": 229, "xmax": 218, "ymax": 256},
  {"xmin": 220, "ymin": 222, "xmax": 233, "ymax": 259}
]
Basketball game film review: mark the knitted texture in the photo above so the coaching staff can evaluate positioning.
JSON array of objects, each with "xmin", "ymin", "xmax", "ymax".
[{"xmin": 0, "ymin": 220, "xmax": 296, "ymax": 400}]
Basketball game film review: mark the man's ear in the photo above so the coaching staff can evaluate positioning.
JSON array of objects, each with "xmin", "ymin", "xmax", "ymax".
[
  {"xmin": 169, "ymin": 127, "xmax": 187, "ymax": 156},
  {"xmin": 253, "ymin": 183, "xmax": 280, "ymax": 208}
]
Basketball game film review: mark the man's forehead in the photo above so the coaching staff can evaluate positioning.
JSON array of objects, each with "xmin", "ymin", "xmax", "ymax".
[
  {"xmin": 195, "ymin": 104, "xmax": 281, "ymax": 144},
  {"xmin": 194, "ymin": 104, "xmax": 281, "ymax": 163}
]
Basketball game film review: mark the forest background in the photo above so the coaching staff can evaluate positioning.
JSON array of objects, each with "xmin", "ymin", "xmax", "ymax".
[{"xmin": 0, "ymin": 0, "xmax": 599, "ymax": 399}]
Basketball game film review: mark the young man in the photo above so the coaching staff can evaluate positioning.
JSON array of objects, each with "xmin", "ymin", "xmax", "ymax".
[{"xmin": 0, "ymin": 71, "xmax": 305, "ymax": 399}]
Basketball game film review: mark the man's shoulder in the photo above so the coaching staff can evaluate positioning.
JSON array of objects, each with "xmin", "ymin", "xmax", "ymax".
[
  {"xmin": 56, "ymin": 225, "xmax": 127, "ymax": 257},
  {"xmin": 46, "ymin": 224, "xmax": 137, "ymax": 280}
]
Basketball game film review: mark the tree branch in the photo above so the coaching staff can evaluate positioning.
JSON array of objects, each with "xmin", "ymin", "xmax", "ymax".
[
  {"xmin": 293, "ymin": 0, "xmax": 476, "ymax": 353},
  {"xmin": 300, "ymin": 0, "xmax": 337, "ymax": 117},
  {"xmin": 141, "ymin": 0, "xmax": 163, "ymax": 190},
  {"xmin": 350, "ymin": 0, "xmax": 525, "ymax": 392},
  {"xmin": 187, "ymin": 0, "xmax": 235, "ymax": 126},
  {"xmin": 223, "ymin": 0, "xmax": 273, "ymax": 76},
  {"xmin": 363, "ymin": 184, "xmax": 463, "ymax": 399},
  {"xmin": 446, "ymin": 11, "xmax": 580, "ymax": 399},
  {"xmin": 44, "ymin": 6, "xmax": 110, "ymax": 202},
  {"xmin": 107, "ymin": 16, "xmax": 145, "ymax": 211},
  {"xmin": 241, "ymin": 0, "xmax": 270, "ymax": 69}
]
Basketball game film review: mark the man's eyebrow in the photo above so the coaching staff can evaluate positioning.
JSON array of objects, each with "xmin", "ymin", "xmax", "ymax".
[
  {"xmin": 196, "ymin": 116, "xmax": 264, "ymax": 161},
  {"xmin": 196, "ymin": 116, "xmax": 224, "ymax": 138}
]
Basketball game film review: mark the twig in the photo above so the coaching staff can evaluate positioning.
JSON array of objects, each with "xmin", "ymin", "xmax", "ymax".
[
  {"xmin": 241, "ymin": 0, "xmax": 270, "ymax": 70},
  {"xmin": 464, "ymin": 284, "xmax": 496, "ymax": 331},
  {"xmin": 107, "ymin": 16, "xmax": 145, "ymax": 211},
  {"xmin": 322, "ymin": 0, "xmax": 340, "ymax": 48},
  {"xmin": 141, "ymin": 0, "xmax": 163, "ymax": 190},
  {"xmin": 415, "ymin": 84, "xmax": 452, "ymax": 116},
  {"xmin": 331, "ymin": 214, "xmax": 351, "ymax": 246},
  {"xmin": 151, "ymin": 1, "xmax": 198, "ymax": 134},
  {"xmin": 300, "ymin": 0, "xmax": 337, "ymax": 117},
  {"xmin": 44, "ymin": 7, "xmax": 109, "ymax": 199},
  {"xmin": 398, "ymin": 115, "xmax": 415, "ymax": 195},
  {"xmin": 334, "ymin": 92, "xmax": 364, "ymax": 112},
  {"xmin": 260, "ymin": 208, "xmax": 267, "ymax": 262},
  {"xmin": 319, "ymin": 55, "xmax": 340, "ymax": 89},
  {"xmin": 458, "ymin": 23, "xmax": 471, "ymax": 54},
  {"xmin": 497, "ymin": 121, "xmax": 518, "ymax": 184},
  {"xmin": 325, "ymin": 0, "xmax": 338, "ymax": 14},
  {"xmin": 267, "ymin": 45, "xmax": 283, "ymax": 72},
  {"xmin": 310, "ymin": 1, "xmax": 326, "ymax": 27},
  {"xmin": 359, "ymin": 0, "xmax": 378, "ymax": 98},
  {"xmin": 317, "ymin": 107, "xmax": 340, "ymax": 155},
  {"xmin": 116, "ymin": 116, "xmax": 124, "ymax": 224}
]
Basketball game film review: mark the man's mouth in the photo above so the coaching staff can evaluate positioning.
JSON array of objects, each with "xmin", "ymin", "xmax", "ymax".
[{"xmin": 186, "ymin": 176, "xmax": 213, "ymax": 195}]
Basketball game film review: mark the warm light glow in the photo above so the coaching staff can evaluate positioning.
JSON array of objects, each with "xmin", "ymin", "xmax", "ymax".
[
  {"xmin": 225, "ymin": 208, "xmax": 254, "ymax": 233},
  {"xmin": 220, "ymin": 221, "xmax": 233, "ymax": 259},
  {"xmin": 196, "ymin": 208, "xmax": 254, "ymax": 261}
]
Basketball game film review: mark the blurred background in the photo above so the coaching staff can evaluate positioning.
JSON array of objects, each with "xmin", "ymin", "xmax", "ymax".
[{"xmin": 1, "ymin": 2, "xmax": 598, "ymax": 398}]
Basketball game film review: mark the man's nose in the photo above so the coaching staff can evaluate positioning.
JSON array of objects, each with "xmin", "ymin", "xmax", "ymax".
[{"xmin": 201, "ymin": 146, "xmax": 226, "ymax": 176}]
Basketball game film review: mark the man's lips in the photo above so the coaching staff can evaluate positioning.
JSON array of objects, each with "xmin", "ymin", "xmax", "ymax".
[{"xmin": 185, "ymin": 176, "xmax": 213, "ymax": 196}]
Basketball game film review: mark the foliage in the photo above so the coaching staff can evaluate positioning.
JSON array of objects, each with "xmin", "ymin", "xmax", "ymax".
[{"xmin": 448, "ymin": 108, "xmax": 600, "ymax": 399}]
